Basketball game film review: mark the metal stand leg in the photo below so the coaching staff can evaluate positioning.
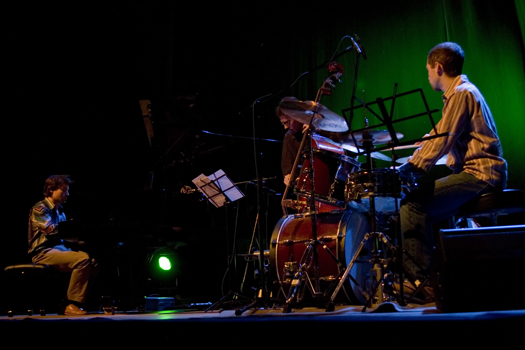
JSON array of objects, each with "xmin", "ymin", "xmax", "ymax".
[{"xmin": 326, "ymin": 231, "xmax": 394, "ymax": 311}]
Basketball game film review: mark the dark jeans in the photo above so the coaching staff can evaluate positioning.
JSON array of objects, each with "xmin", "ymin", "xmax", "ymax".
[{"xmin": 400, "ymin": 172, "xmax": 493, "ymax": 282}]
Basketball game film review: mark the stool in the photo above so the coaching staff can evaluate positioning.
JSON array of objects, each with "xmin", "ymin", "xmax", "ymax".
[
  {"xmin": 3, "ymin": 263, "xmax": 55, "ymax": 317},
  {"xmin": 454, "ymin": 189, "xmax": 525, "ymax": 228}
]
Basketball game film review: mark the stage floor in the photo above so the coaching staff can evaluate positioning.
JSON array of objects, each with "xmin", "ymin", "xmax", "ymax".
[{"xmin": 2, "ymin": 301, "xmax": 525, "ymax": 348}]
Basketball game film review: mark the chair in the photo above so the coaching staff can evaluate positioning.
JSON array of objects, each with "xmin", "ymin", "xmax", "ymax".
[{"xmin": 3, "ymin": 263, "xmax": 55, "ymax": 317}]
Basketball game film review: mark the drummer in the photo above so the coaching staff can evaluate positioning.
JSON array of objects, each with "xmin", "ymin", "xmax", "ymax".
[
  {"xmin": 276, "ymin": 97, "xmax": 350, "ymax": 198},
  {"xmin": 398, "ymin": 42, "xmax": 507, "ymax": 292}
]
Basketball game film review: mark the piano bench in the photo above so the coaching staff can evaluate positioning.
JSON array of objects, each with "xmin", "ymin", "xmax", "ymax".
[{"xmin": 3, "ymin": 263, "xmax": 57, "ymax": 317}]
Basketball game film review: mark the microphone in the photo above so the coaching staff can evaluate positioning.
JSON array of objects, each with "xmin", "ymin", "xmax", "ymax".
[
  {"xmin": 180, "ymin": 185, "xmax": 196, "ymax": 194},
  {"xmin": 353, "ymin": 34, "xmax": 367, "ymax": 60}
]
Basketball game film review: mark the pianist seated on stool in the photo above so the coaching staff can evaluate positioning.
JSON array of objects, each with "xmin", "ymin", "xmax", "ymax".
[{"xmin": 28, "ymin": 174, "xmax": 99, "ymax": 315}]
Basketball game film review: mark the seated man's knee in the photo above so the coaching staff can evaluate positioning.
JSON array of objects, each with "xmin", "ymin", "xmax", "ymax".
[{"xmin": 73, "ymin": 251, "xmax": 93, "ymax": 269}]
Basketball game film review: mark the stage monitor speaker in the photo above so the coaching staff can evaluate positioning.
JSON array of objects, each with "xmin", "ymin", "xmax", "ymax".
[{"xmin": 432, "ymin": 225, "xmax": 525, "ymax": 312}]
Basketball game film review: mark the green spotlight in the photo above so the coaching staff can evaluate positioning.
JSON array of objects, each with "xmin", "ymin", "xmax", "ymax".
[{"xmin": 158, "ymin": 256, "xmax": 172, "ymax": 271}]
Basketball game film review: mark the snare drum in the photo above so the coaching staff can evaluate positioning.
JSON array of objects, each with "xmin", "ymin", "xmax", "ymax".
[
  {"xmin": 345, "ymin": 168, "xmax": 416, "ymax": 213},
  {"xmin": 269, "ymin": 209, "xmax": 373, "ymax": 305}
]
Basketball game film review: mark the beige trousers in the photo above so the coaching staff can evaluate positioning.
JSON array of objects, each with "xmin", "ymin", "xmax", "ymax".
[{"xmin": 32, "ymin": 245, "xmax": 96, "ymax": 304}]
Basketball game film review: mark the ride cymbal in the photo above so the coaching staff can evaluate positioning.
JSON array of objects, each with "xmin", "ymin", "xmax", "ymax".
[
  {"xmin": 339, "ymin": 130, "xmax": 404, "ymax": 147},
  {"xmin": 279, "ymin": 100, "xmax": 349, "ymax": 132}
]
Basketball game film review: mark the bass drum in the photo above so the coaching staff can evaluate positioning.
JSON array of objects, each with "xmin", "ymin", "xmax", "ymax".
[{"xmin": 269, "ymin": 209, "xmax": 372, "ymax": 305}]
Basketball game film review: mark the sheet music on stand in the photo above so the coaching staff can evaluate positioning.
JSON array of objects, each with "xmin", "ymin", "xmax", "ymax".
[{"xmin": 192, "ymin": 169, "xmax": 244, "ymax": 208}]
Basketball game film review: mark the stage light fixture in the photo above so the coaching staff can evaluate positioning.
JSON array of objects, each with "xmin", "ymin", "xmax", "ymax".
[{"xmin": 158, "ymin": 256, "xmax": 172, "ymax": 271}]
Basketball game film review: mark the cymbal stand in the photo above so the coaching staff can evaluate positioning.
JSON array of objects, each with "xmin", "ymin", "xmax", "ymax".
[
  {"xmin": 281, "ymin": 125, "xmax": 346, "ymax": 313},
  {"xmin": 328, "ymin": 86, "xmax": 449, "ymax": 310},
  {"xmin": 359, "ymin": 135, "xmax": 385, "ymax": 307},
  {"xmin": 325, "ymin": 134, "xmax": 392, "ymax": 311}
]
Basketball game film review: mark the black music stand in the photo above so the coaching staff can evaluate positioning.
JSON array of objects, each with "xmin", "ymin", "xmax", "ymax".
[{"xmin": 192, "ymin": 170, "xmax": 250, "ymax": 311}]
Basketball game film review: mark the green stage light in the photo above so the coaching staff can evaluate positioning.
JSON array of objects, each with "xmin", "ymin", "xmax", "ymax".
[{"xmin": 158, "ymin": 256, "xmax": 172, "ymax": 271}]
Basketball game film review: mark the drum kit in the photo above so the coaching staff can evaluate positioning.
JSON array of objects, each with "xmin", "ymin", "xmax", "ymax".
[{"xmin": 270, "ymin": 99, "xmax": 421, "ymax": 312}]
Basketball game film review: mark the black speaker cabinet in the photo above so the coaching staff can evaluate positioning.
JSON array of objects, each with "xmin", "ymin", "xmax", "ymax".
[{"xmin": 433, "ymin": 225, "xmax": 525, "ymax": 312}]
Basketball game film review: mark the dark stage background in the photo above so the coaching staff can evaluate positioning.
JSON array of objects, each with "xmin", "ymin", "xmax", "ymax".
[{"xmin": 1, "ymin": 1, "xmax": 524, "ymax": 312}]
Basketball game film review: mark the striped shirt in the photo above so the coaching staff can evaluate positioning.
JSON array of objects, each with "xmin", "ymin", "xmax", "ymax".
[
  {"xmin": 28, "ymin": 197, "xmax": 66, "ymax": 255},
  {"xmin": 409, "ymin": 75, "xmax": 507, "ymax": 189}
]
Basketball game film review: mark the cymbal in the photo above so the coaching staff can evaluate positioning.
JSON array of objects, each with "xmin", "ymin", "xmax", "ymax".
[
  {"xmin": 312, "ymin": 132, "xmax": 391, "ymax": 161},
  {"xmin": 341, "ymin": 144, "xmax": 392, "ymax": 161},
  {"xmin": 340, "ymin": 130, "xmax": 404, "ymax": 146},
  {"xmin": 279, "ymin": 100, "xmax": 349, "ymax": 132}
]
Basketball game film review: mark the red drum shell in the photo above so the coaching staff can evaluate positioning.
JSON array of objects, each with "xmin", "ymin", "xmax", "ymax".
[
  {"xmin": 294, "ymin": 135, "xmax": 360, "ymax": 208},
  {"xmin": 269, "ymin": 210, "xmax": 372, "ymax": 305}
]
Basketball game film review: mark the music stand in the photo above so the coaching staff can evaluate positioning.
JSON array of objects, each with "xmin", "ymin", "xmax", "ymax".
[
  {"xmin": 192, "ymin": 169, "xmax": 245, "ymax": 208},
  {"xmin": 193, "ymin": 170, "xmax": 250, "ymax": 311}
]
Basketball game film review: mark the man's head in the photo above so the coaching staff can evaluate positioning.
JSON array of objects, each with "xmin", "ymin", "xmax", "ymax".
[
  {"xmin": 43, "ymin": 175, "xmax": 72, "ymax": 205},
  {"xmin": 276, "ymin": 96, "xmax": 303, "ymax": 135},
  {"xmin": 426, "ymin": 42, "xmax": 464, "ymax": 91}
]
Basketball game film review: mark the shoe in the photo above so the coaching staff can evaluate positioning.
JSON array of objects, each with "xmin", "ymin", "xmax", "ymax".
[{"xmin": 64, "ymin": 304, "xmax": 88, "ymax": 315}]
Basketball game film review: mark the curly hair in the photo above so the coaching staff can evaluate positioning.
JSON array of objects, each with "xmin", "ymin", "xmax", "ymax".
[
  {"xmin": 275, "ymin": 96, "xmax": 298, "ymax": 117},
  {"xmin": 427, "ymin": 42, "xmax": 465, "ymax": 77},
  {"xmin": 43, "ymin": 175, "xmax": 72, "ymax": 197}
]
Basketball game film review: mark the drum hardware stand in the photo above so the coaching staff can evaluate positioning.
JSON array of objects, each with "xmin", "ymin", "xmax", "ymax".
[
  {"xmin": 276, "ymin": 58, "xmax": 356, "ymax": 312},
  {"xmin": 325, "ymin": 131, "xmax": 393, "ymax": 311},
  {"xmin": 280, "ymin": 117, "xmax": 348, "ymax": 313},
  {"xmin": 280, "ymin": 229, "xmax": 348, "ymax": 313},
  {"xmin": 280, "ymin": 124, "xmax": 324, "ymax": 313},
  {"xmin": 387, "ymin": 249, "xmax": 433, "ymax": 305}
]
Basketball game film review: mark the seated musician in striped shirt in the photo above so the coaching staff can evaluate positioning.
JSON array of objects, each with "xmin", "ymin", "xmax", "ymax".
[{"xmin": 397, "ymin": 42, "xmax": 507, "ymax": 299}]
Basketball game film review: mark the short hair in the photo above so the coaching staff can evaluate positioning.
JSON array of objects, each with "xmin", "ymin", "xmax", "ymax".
[
  {"xmin": 427, "ymin": 42, "xmax": 465, "ymax": 77},
  {"xmin": 43, "ymin": 175, "xmax": 72, "ymax": 197},
  {"xmin": 275, "ymin": 96, "xmax": 298, "ymax": 117}
]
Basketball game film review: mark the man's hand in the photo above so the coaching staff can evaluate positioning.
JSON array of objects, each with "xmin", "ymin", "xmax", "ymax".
[
  {"xmin": 302, "ymin": 124, "xmax": 309, "ymax": 133},
  {"xmin": 63, "ymin": 238, "xmax": 87, "ymax": 251},
  {"xmin": 284, "ymin": 174, "xmax": 291, "ymax": 186},
  {"xmin": 398, "ymin": 162, "xmax": 425, "ymax": 180}
]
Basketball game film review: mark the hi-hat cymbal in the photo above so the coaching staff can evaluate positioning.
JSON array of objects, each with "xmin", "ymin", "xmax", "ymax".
[
  {"xmin": 279, "ymin": 100, "xmax": 349, "ymax": 132},
  {"xmin": 340, "ymin": 130, "xmax": 404, "ymax": 146},
  {"xmin": 341, "ymin": 144, "xmax": 392, "ymax": 161}
]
